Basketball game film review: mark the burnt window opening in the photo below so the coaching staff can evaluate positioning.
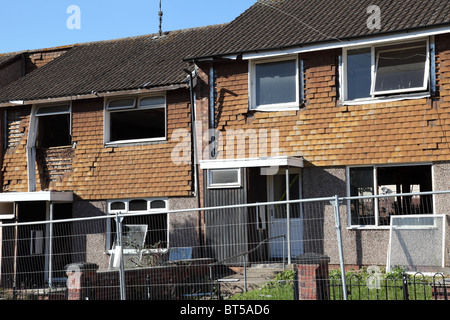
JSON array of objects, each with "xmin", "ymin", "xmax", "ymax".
[
  {"xmin": 36, "ymin": 113, "xmax": 71, "ymax": 148},
  {"xmin": 120, "ymin": 213, "xmax": 167, "ymax": 248},
  {"xmin": 107, "ymin": 96, "xmax": 166, "ymax": 143},
  {"xmin": 110, "ymin": 108, "xmax": 165, "ymax": 141},
  {"xmin": 107, "ymin": 198, "xmax": 168, "ymax": 249},
  {"xmin": 349, "ymin": 165, "xmax": 433, "ymax": 227},
  {"xmin": 35, "ymin": 105, "xmax": 71, "ymax": 148}
]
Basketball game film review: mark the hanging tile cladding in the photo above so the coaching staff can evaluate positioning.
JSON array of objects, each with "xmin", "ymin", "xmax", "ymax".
[
  {"xmin": 1, "ymin": 89, "xmax": 193, "ymax": 200},
  {"xmin": 205, "ymin": 34, "xmax": 450, "ymax": 166},
  {"xmin": 2, "ymin": 106, "xmax": 30, "ymax": 192}
]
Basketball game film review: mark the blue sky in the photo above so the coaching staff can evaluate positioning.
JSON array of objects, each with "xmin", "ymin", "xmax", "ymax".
[{"xmin": 0, "ymin": 0, "xmax": 257, "ymax": 53}]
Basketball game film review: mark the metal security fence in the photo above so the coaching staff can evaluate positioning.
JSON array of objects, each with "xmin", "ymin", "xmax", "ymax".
[{"xmin": 0, "ymin": 191, "xmax": 448, "ymax": 300}]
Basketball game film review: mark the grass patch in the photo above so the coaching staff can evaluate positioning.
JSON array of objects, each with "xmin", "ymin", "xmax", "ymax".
[
  {"xmin": 229, "ymin": 270, "xmax": 295, "ymax": 300},
  {"xmin": 227, "ymin": 267, "xmax": 444, "ymax": 300}
]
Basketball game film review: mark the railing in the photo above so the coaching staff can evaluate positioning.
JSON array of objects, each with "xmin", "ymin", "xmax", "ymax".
[
  {"xmin": 329, "ymin": 271, "xmax": 448, "ymax": 300},
  {"xmin": 208, "ymin": 235, "xmax": 286, "ymax": 296}
]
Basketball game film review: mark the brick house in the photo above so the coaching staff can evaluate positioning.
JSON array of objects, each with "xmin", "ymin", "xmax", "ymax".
[
  {"xmin": 187, "ymin": 0, "xmax": 450, "ymax": 268},
  {"xmin": 0, "ymin": 26, "xmax": 223, "ymax": 284}
]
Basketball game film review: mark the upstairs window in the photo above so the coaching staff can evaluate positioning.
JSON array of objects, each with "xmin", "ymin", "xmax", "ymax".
[
  {"xmin": 344, "ymin": 39, "xmax": 430, "ymax": 102},
  {"xmin": 35, "ymin": 104, "xmax": 71, "ymax": 148},
  {"xmin": 250, "ymin": 56, "xmax": 301, "ymax": 111},
  {"xmin": 105, "ymin": 95, "xmax": 166, "ymax": 144}
]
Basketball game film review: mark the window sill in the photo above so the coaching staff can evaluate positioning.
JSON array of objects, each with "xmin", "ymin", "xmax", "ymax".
[
  {"xmin": 347, "ymin": 225, "xmax": 390, "ymax": 230},
  {"xmin": 249, "ymin": 105, "xmax": 300, "ymax": 112},
  {"xmin": 105, "ymin": 137, "xmax": 166, "ymax": 147},
  {"xmin": 343, "ymin": 92, "xmax": 430, "ymax": 106},
  {"xmin": 36, "ymin": 145, "xmax": 73, "ymax": 150},
  {"xmin": 105, "ymin": 248, "xmax": 168, "ymax": 255},
  {"xmin": 207, "ymin": 184, "xmax": 242, "ymax": 189}
]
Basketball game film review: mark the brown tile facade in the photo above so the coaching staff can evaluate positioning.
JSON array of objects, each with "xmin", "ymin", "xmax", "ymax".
[
  {"xmin": 1, "ymin": 89, "xmax": 194, "ymax": 200},
  {"xmin": 196, "ymin": 34, "xmax": 450, "ymax": 168}
]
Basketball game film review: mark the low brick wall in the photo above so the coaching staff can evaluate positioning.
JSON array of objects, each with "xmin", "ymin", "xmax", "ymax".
[{"xmin": 66, "ymin": 258, "xmax": 215, "ymax": 300}]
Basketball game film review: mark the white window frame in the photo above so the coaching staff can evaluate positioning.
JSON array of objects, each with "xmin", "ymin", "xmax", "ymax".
[
  {"xmin": 106, "ymin": 198, "xmax": 168, "ymax": 253},
  {"xmin": 104, "ymin": 94, "xmax": 167, "ymax": 146},
  {"xmin": 371, "ymin": 41, "xmax": 430, "ymax": 96},
  {"xmin": 249, "ymin": 55, "xmax": 301, "ymax": 111},
  {"xmin": 342, "ymin": 38, "xmax": 431, "ymax": 104},
  {"xmin": 207, "ymin": 168, "xmax": 242, "ymax": 189},
  {"xmin": 34, "ymin": 103, "xmax": 72, "ymax": 138},
  {"xmin": 346, "ymin": 163, "xmax": 434, "ymax": 229}
]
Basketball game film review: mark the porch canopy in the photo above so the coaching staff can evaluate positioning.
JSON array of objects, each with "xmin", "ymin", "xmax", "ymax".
[
  {"xmin": 200, "ymin": 156, "xmax": 304, "ymax": 264},
  {"xmin": 0, "ymin": 191, "xmax": 73, "ymax": 219},
  {"xmin": 199, "ymin": 156, "xmax": 304, "ymax": 170}
]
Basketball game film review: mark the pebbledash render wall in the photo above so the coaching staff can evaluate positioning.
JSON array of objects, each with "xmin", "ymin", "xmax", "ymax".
[{"xmin": 195, "ymin": 33, "xmax": 450, "ymax": 267}]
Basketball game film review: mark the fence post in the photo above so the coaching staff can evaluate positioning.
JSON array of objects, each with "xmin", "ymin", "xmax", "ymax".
[
  {"xmin": 146, "ymin": 275, "xmax": 151, "ymax": 300},
  {"xmin": 293, "ymin": 268, "xmax": 299, "ymax": 300},
  {"xmin": 331, "ymin": 195, "xmax": 347, "ymax": 300},
  {"xmin": 286, "ymin": 165, "xmax": 291, "ymax": 265},
  {"xmin": 243, "ymin": 254, "xmax": 247, "ymax": 292},
  {"xmin": 402, "ymin": 273, "xmax": 409, "ymax": 300},
  {"xmin": 115, "ymin": 213, "xmax": 126, "ymax": 300}
]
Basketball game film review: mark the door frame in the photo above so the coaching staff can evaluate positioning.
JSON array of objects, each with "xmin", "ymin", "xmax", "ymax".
[{"xmin": 266, "ymin": 169, "xmax": 304, "ymax": 261}]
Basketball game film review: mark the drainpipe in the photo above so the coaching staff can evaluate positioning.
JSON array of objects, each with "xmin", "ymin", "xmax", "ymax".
[
  {"xmin": 184, "ymin": 68, "xmax": 204, "ymax": 254},
  {"xmin": 209, "ymin": 65, "xmax": 216, "ymax": 158}
]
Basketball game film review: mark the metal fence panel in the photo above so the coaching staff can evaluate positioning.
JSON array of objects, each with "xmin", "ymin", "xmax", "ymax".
[{"xmin": 0, "ymin": 191, "xmax": 448, "ymax": 300}]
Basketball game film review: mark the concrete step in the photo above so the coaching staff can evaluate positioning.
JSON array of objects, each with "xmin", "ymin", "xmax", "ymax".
[{"xmin": 217, "ymin": 264, "xmax": 291, "ymax": 297}]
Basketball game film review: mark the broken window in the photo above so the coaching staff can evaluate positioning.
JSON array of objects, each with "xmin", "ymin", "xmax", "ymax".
[
  {"xmin": 108, "ymin": 198, "xmax": 168, "ymax": 249},
  {"xmin": 348, "ymin": 165, "xmax": 432, "ymax": 227},
  {"xmin": 35, "ymin": 105, "xmax": 71, "ymax": 148},
  {"xmin": 344, "ymin": 39, "xmax": 430, "ymax": 101},
  {"xmin": 106, "ymin": 96, "xmax": 166, "ymax": 143},
  {"xmin": 373, "ymin": 42, "xmax": 428, "ymax": 95}
]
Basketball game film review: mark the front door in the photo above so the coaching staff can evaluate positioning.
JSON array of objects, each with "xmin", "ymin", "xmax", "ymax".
[
  {"xmin": 16, "ymin": 202, "xmax": 47, "ymax": 286},
  {"xmin": 268, "ymin": 173, "xmax": 304, "ymax": 259}
]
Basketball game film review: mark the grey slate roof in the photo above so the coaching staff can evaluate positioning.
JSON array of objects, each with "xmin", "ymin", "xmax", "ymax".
[
  {"xmin": 0, "ymin": 25, "xmax": 225, "ymax": 103},
  {"xmin": 0, "ymin": 53, "xmax": 19, "ymax": 66},
  {"xmin": 186, "ymin": 0, "xmax": 450, "ymax": 59}
]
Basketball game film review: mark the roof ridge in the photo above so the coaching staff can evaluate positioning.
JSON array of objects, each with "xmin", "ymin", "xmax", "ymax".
[
  {"xmin": 0, "ymin": 44, "xmax": 75, "ymax": 58},
  {"xmin": 75, "ymin": 23, "xmax": 228, "ymax": 46},
  {"xmin": 0, "ymin": 23, "xmax": 228, "ymax": 56}
]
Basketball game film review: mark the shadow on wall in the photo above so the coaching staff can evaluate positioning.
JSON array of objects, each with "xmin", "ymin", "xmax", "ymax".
[
  {"xmin": 301, "ymin": 164, "xmax": 348, "ymax": 263},
  {"xmin": 168, "ymin": 211, "xmax": 201, "ymax": 259},
  {"xmin": 71, "ymin": 200, "xmax": 109, "ymax": 268}
]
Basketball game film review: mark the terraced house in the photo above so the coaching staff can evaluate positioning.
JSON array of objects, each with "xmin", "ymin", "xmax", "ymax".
[
  {"xmin": 0, "ymin": 27, "xmax": 225, "ymax": 284},
  {"xmin": 189, "ymin": 0, "xmax": 450, "ymax": 269},
  {"xmin": 0, "ymin": 0, "xmax": 450, "ymax": 287}
]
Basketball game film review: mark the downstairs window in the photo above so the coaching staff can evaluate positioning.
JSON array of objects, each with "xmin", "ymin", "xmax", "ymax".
[{"xmin": 348, "ymin": 165, "xmax": 433, "ymax": 227}]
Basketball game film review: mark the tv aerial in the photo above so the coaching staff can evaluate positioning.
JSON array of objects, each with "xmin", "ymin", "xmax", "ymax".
[{"xmin": 159, "ymin": 0, "xmax": 163, "ymax": 36}]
